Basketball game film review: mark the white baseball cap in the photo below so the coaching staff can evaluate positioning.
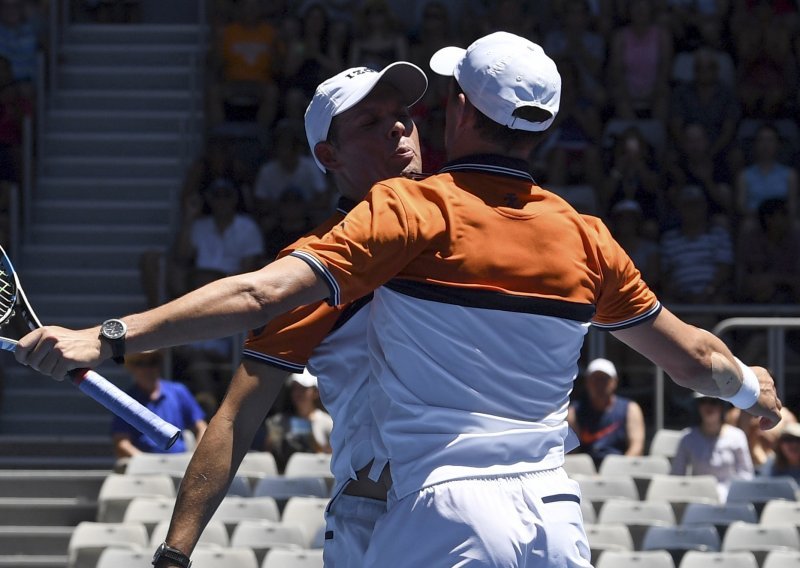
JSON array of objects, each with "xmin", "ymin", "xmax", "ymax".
[
  {"xmin": 429, "ymin": 31, "xmax": 561, "ymax": 132},
  {"xmin": 586, "ymin": 358, "xmax": 618, "ymax": 379},
  {"xmin": 287, "ymin": 369, "xmax": 318, "ymax": 389},
  {"xmin": 304, "ymin": 62, "xmax": 428, "ymax": 172}
]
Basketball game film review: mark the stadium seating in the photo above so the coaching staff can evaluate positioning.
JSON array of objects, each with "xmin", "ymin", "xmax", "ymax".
[
  {"xmin": 191, "ymin": 546, "xmax": 259, "ymax": 568},
  {"xmin": 95, "ymin": 546, "xmax": 151, "ymax": 568},
  {"xmin": 121, "ymin": 496, "xmax": 176, "ymax": 534},
  {"xmin": 563, "ymin": 453, "xmax": 597, "ymax": 476},
  {"xmin": 124, "ymin": 452, "xmax": 193, "ymax": 480},
  {"xmin": 280, "ymin": 497, "xmax": 328, "ymax": 548},
  {"xmin": 253, "ymin": 476, "xmax": 329, "ymax": 512},
  {"xmin": 262, "ymin": 548, "xmax": 324, "ymax": 568},
  {"xmin": 721, "ymin": 521, "xmax": 800, "ymax": 566},
  {"xmin": 238, "ymin": 451, "xmax": 280, "ymax": 481},
  {"xmin": 680, "ymin": 502, "xmax": 758, "ymax": 539},
  {"xmin": 762, "ymin": 549, "xmax": 800, "ymax": 568},
  {"xmin": 726, "ymin": 478, "xmax": 799, "ymax": 516},
  {"xmin": 208, "ymin": 496, "xmax": 281, "ymax": 532},
  {"xmin": 96, "ymin": 473, "xmax": 175, "ymax": 522},
  {"xmin": 67, "ymin": 521, "xmax": 148, "ymax": 568},
  {"xmin": 641, "ymin": 524, "xmax": 720, "ymax": 566},
  {"xmin": 599, "ymin": 455, "xmax": 671, "ymax": 499},
  {"xmin": 584, "ymin": 523, "xmax": 634, "ymax": 565},
  {"xmin": 596, "ymin": 549, "xmax": 676, "ymax": 568},
  {"xmin": 649, "ymin": 430, "xmax": 688, "ymax": 461},
  {"xmin": 760, "ymin": 500, "xmax": 800, "ymax": 528},
  {"xmin": 598, "ymin": 498, "xmax": 676, "ymax": 550},
  {"xmin": 573, "ymin": 474, "xmax": 640, "ymax": 514},
  {"xmin": 677, "ymin": 550, "xmax": 758, "ymax": 568},
  {"xmin": 230, "ymin": 519, "xmax": 306, "ymax": 565},
  {"xmin": 646, "ymin": 474, "xmax": 719, "ymax": 520},
  {"xmin": 283, "ymin": 453, "xmax": 333, "ymax": 481}
]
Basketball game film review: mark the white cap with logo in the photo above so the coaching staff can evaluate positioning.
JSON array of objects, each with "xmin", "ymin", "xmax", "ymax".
[
  {"xmin": 429, "ymin": 31, "xmax": 561, "ymax": 132},
  {"xmin": 304, "ymin": 62, "xmax": 428, "ymax": 172}
]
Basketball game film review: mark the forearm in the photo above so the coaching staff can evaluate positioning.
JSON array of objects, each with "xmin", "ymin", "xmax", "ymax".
[{"xmin": 163, "ymin": 361, "xmax": 286, "ymax": 556}]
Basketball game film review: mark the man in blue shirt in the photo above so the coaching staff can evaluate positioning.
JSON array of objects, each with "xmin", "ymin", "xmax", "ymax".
[{"xmin": 111, "ymin": 350, "xmax": 207, "ymax": 457}]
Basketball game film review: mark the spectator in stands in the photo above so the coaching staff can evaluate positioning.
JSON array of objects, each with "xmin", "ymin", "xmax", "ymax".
[
  {"xmin": 544, "ymin": 57, "xmax": 603, "ymax": 188},
  {"xmin": 544, "ymin": 0, "xmax": 606, "ymax": 97},
  {"xmin": 262, "ymin": 187, "xmax": 313, "ymax": 260},
  {"xmin": 760, "ymin": 422, "xmax": 800, "ymax": 482},
  {"xmin": 660, "ymin": 184, "xmax": 734, "ymax": 305},
  {"xmin": 738, "ymin": 198, "xmax": 800, "ymax": 304},
  {"xmin": 672, "ymin": 392, "xmax": 754, "ymax": 500},
  {"xmin": 408, "ymin": 1, "xmax": 454, "ymax": 80},
  {"xmin": 348, "ymin": 0, "xmax": 408, "ymax": 69},
  {"xmin": 609, "ymin": 199, "xmax": 660, "ymax": 292},
  {"xmin": 602, "ymin": 126, "xmax": 663, "ymax": 228},
  {"xmin": 251, "ymin": 119, "xmax": 328, "ymax": 227},
  {"xmin": 281, "ymin": 3, "xmax": 348, "ymax": 99},
  {"xmin": 732, "ymin": 0, "xmax": 796, "ymax": 118},
  {"xmin": 733, "ymin": 406, "xmax": 798, "ymax": 472},
  {"xmin": 665, "ymin": 122, "xmax": 734, "ymax": 228},
  {"xmin": 207, "ymin": 0, "xmax": 283, "ymax": 129},
  {"xmin": 265, "ymin": 369, "xmax": 333, "ymax": 473},
  {"xmin": 735, "ymin": 123, "xmax": 798, "ymax": 221},
  {"xmin": 111, "ymin": 350, "xmax": 207, "ymax": 460},
  {"xmin": 664, "ymin": 0, "xmax": 729, "ymax": 51},
  {"xmin": 0, "ymin": 0, "xmax": 38, "ymax": 99},
  {"xmin": 669, "ymin": 49, "xmax": 741, "ymax": 167},
  {"xmin": 568, "ymin": 358, "xmax": 646, "ymax": 468},
  {"xmin": 609, "ymin": 0, "xmax": 673, "ymax": 120},
  {"xmin": 168, "ymin": 177, "xmax": 264, "ymax": 415}
]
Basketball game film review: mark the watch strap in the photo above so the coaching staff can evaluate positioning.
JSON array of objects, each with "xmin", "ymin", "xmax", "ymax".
[{"xmin": 153, "ymin": 543, "xmax": 191, "ymax": 568}]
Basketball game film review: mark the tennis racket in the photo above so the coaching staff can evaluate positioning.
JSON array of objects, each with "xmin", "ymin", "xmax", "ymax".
[{"xmin": 0, "ymin": 245, "xmax": 181, "ymax": 450}]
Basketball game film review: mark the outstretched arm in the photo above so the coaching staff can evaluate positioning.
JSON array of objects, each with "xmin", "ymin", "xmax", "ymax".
[
  {"xmin": 153, "ymin": 359, "xmax": 288, "ymax": 568},
  {"xmin": 15, "ymin": 256, "xmax": 329, "ymax": 379},
  {"xmin": 612, "ymin": 307, "xmax": 782, "ymax": 430}
]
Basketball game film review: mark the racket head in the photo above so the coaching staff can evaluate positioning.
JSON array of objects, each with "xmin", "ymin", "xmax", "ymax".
[
  {"xmin": 0, "ymin": 244, "xmax": 20, "ymax": 329},
  {"xmin": 0, "ymin": 244, "xmax": 43, "ymax": 346}
]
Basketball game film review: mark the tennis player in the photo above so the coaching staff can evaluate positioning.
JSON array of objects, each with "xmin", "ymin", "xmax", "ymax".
[
  {"xmin": 123, "ymin": 62, "xmax": 427, "ymax": 568},
  {"xmin": 17, "ymin": 32, "xmax": 781, "ymax": 567}
]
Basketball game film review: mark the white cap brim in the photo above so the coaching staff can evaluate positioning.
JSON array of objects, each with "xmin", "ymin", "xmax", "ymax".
[{"xmin": 429, "ymin": 46, "xmax": 465, "ymax": 77}]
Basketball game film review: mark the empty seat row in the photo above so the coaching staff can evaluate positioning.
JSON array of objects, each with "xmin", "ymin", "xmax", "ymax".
[
  {"xmin": 94, "ymin": 545, "xmax": 323, "ymax": 568},
  {"xmin": 595, "ymin": 549, "xmax": 800, "ymax": 568}
]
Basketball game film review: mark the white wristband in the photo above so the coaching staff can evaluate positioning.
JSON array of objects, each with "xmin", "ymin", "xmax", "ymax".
[{"xmin": 721, "ymin": 358, "xmax": 760, "ymax": 409}]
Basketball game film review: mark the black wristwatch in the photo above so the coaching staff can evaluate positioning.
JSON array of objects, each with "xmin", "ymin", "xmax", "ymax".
[
  {"xmin": 152, "ymin": 542, "xmax": 192, "ymax": 568},
  {"xmin": 99, "ymin": 318, "xmax": 127, "ymax": 364}
]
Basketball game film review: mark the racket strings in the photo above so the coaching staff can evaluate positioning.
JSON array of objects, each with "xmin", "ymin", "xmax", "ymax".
[{"xmin": 0, "ymin": 264, "xmax": 17, "ymax": 320}]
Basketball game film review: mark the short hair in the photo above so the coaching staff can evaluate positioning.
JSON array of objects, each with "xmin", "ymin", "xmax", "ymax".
[{"xmin": 450, "ymin": 78, "xmax": 546, "ymax": 152}]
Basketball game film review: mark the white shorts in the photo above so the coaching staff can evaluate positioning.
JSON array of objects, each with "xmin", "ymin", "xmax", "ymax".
[
  {"xmin": 363, "ymin": 468, "xmax": 592, "ymax": 568},
  {"xmin": 323, "ymin": 491, "xmax": 387, "ymax": 568}
]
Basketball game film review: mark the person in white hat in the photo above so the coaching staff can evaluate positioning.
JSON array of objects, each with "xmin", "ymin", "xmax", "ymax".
[
  {"xmin": 134, "ymin": 60, "xmax": 427, "ymax": 568},
  {"xmin": 17, "ymin": 31, "xmax": 782, "ymax": 568},
  {"xmin": 568, "ymin": 357, "xmax": 645, "ymax": 468}
]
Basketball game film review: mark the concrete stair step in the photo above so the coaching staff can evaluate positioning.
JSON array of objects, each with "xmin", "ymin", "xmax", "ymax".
[
  {"xmin": 35, "ymin": 177, "xmax": 179, "ymax": 201},
  {"xmin": 61, "ymin": 43, "xmax": 201, "ymax": 66},
  {"xmin": 32, "ymin": 199, "xmax": 172, "ymax": 225},
  {"xmin": 1, "ymin": 388, "xmax": 110, "ymax": 415},
  {"xmin": 0, "ymin": 554, "xmax": 69, "ymax": 568},
  {"xmin": 0, "ymin": 435, "xmax": 114, "ymax": 458},
  {"xmin": 47, "ymin": 109, "xmax": 200, "ymax": 133},
  {"xmin": 0, "ymin": 472, "xmax": 108, "ymax": 499},
  {"xmin": 59, "ymin": 65, "xmax": 193, "ymax": 90},
  {"xmin": 0, "ymin": 415, "xmax": 112, "ymax": 437},
  {"xmin": 54, "ymin": 89, "xmax": 195, "ymax": 112},
  {"xmin": 29, "ymin": 223, "xmax": 170, "ymax": 247},
  {"xmin": 43, "ymin": 132, "xmax": 184, "ymax": 158},
  {"xmin": 41, "ymin": 156, "xmax": 183, "ymax": 177},
  {"xmin": 20, "ymin": 244, "xmax": 164, "ymax": 271},
  {"xmin": 63, "ymin": 23, "xmax": 205, "ymax": 45},
  {"xmin": 0, "ymin": 498, "xmax": 97, "ymax": 526},
  {"xmin": 22, "ymin": 292, "xmax": 146, "ymax": 322},
  {"xmin": 0, "ymin": 527, "xmax": 74, "ymax": 557},
  {"xmin": 21, "ymin": 267, "xmax": 145, "ymax": 295}
]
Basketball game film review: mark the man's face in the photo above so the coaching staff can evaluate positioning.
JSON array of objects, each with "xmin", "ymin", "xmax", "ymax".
[
  {"xmin": 327, "ymin": 83, "xmax": 421, "ymax": 200},
  {"xmin": 586, "ymin": 371, "xmax": 617, "ymax": 400}
]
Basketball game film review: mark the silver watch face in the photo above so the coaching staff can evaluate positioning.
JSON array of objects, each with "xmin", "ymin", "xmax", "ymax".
[{"xmin": 101, "ymin": 319, "xmax": 126, "ymax": 340}]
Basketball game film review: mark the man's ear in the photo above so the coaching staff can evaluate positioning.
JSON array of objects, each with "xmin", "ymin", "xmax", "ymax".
[{"xmin": 314, "ymin": 141, "xmax": 338, "ymax": 172}]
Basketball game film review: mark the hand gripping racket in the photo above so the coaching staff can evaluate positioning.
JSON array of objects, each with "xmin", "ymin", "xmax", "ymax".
[{"xmin": 0, "ymin": 245, "xmax": 180, "ymax": 450}]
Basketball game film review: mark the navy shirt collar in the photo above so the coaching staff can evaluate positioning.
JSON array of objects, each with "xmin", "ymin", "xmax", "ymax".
[{"xmin": 439, "ymin": 154, "xmax": 536, "ymax": 183}]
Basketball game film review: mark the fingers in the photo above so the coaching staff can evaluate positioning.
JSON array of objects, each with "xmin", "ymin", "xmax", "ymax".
[{"xmin": 14, "ymin": 327, "xmax": 71, "ymax": 381}]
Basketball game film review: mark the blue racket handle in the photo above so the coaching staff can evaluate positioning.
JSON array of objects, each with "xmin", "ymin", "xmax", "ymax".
[{"xmin": 70, "ymin": 368, "xmax": 181, "ymax": 450}]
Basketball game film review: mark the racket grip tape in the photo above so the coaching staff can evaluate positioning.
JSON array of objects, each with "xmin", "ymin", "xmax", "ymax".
[{"xmin": 69, "ymin": 369, "xmax": 181, "ymax": 450}]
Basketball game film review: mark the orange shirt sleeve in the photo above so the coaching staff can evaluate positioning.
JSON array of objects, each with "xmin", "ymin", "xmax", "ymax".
[
  {"xmin": 292, "ymin": 180, "xmax": 443, "ymax": 305},
  {"xmin": 585, "ymin": 216, "xmax": 661, "ymax": 330}
]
